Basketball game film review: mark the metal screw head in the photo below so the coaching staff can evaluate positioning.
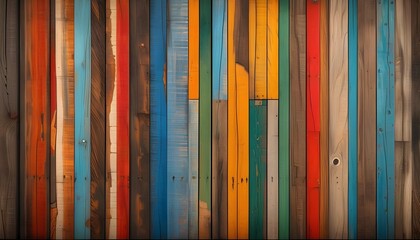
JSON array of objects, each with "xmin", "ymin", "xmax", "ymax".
[{"xmin": 81, "ymin": 139, "xmax": 87, "ymax": 143}]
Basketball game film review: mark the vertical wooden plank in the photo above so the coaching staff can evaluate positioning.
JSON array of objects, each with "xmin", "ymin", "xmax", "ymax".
[
  {"xmin": 199, "ymin": 0, "xmax": 211, "ymax": 238},
  {"xmin": 267, "ymin": 100, "xmax": 278, "ymax": 239},
  {"xmin": 0, "ymin": 0, "xmax": 19, "ymax": 238},
  {"xmin": 348, "ymin": 0, "xmax": 358, "ymax": 238},
  {"xmin": 357, "ymin": 0, "xmax": 376, "ymax": 238},
  {"xmin": 189, "ymin": 100, "xmax": 199, "ymax": 238},
  {"xmin": 189, "ymin": 0, "xmax": 199, "ymax": 100},
  {"xmin": 306, "ymin": 0, "xmax": 320, "ymax": 238},
  {"xmin": 377, "ymin": 0, "xmax": 395, "ymax": 238},
  {"xmin": 290, "ymin": 0, "xmax": 306, "ymax": 238},
  {"xmin": 129, "ymin": 0, "xmax": 150, "ymax": 238},
  {"xmin": 21, "ymin": 0, "xmax": 51, "ymax": 237},
  {"xmin": 328, "ymin": 1, "xmax": 348, "ymax": 238},
  {"xmin": 395, "ymin": 0, "xmax": 412, "ymax": 238},
  {"xmin": 267, "ymin": 0, "xmax": 278, "ymax": 99},
  {"xmin": 249, "ymin": 100, "xmax": 267, "ymax": 239},
  {"xmin": 150, "ymin": 0, "xmax": 167, "ymax": 237},
  {"xmin": 212, "ymin": 0, "xmax": 228, "ymax": 238},
  {"xmin": 319, "ymin": 0, "xmax": 329, "ymax": 238},
  {"xmin": 413, "ymin": 1, "xmax": 420, "ymax": 237},
  {"xmin": 167, "ymin": 0, "xmax": 188, "ymax": 238},
  {"xmin": 278, "ymin": 1, "xmax": 289, "ymax": 238}
]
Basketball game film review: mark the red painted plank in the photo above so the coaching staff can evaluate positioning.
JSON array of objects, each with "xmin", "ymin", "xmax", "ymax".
[
  {"xmin": 117, "ymin": 0, "xmax": 130, "ymax": 238},
  {"xmin": 306, "ymin": 0, "xmax": 320, "ymax": 238}
]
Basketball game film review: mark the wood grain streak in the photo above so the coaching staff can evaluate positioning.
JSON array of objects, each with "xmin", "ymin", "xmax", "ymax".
[{"xmin": 267, "ymin": 100, "xmax": 278, "ymax": 239}]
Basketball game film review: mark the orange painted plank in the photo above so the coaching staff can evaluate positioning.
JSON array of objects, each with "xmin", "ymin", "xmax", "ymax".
[{"xmin": 189, "ymin": 0, "xmax": 199, "ymax": 100}]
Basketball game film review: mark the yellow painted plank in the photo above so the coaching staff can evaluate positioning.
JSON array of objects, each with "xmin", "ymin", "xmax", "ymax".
[
  {"xmin": 267, "ymin": 0, "xmax": 278, "ymax": 99},
  {"xmin": 189, "ymin": 0, "xmax": 199, "ymax": 100}
]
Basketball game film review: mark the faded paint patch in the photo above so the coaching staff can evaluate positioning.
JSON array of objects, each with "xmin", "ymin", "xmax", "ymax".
[{"xmin": 199, "ymin": 201, "xmax": 211, "ymax": 238}]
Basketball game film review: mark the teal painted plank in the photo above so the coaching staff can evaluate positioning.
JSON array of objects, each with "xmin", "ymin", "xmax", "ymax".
[
  {"xmin": 377, "ymin": 0, "xmax": 395, "ymax": 238},
  {"xmin": 150, "ymin": 0, "xmax": 167, "ymax": 237},
  {"xmin": 189, "ymin": 100, "xmax": 199, "ymax": 238},
  {"xmin": 199, "ymin": 0, "xmax": 212, "ymax": 238},
  {"xmin": 348, "ymin": 0, "xmax": 358, "ymax": 238},
  {"xmin": 167, "ymin": 0, "xmax": 189, "ymax": 238},
  {"xmin": 278, "ymin": 0, "xmax": 290, "ymax": 238},
  {"xmin": 74, "ymin": 0, "xmax": 91, "ymax": 238},
  {"xmin": 212, "ymin": 0, "xmax": 227, "ymax": 100},
  {"xmin": 249, "ymin": 100, "xmax": 267, "ymax": 239}
]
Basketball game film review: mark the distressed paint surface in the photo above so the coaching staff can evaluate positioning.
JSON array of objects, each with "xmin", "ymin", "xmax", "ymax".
[
  {"xmin": 189, "ymin": 0, "xmax": 199, "ymax": 100},
  {"xmin": 267, "ymin": 100, "xmax": 278, "ymax": 239},
  {"xmin": 329, "ymin": 1, "xmax": 349, "ymax": 238},
  {"xmin": 188, "ymin": 100, "xmax": 199, "ymax": 239},
  {"xmin": 249, "ymin": 100, "xmax": 267, "ymax": 240},
  {"xmin": 268, "ymin": 0, "xmax": 278, "ymax": 99},
  {"xmin": 212, "ymin": 0, "xmax": 228, "ymax": 100},
  {"xmin": 167, "ymin": 0, "xmax": 189, "ymax": 238}
]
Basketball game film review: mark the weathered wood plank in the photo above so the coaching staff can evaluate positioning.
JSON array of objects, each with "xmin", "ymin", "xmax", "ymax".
[
  {"xmin": 306, "ymin": 0, "xmax": 320, "ymax": 237},
  {"xmin": 267, "ymin": 0, "xmax": 278, "ymax": 99},
  {"xmin": 167, "ymin": 1, "xmax": 189, "ymax": 238},
  {"xmin": 199, "ymin": 1, "xmax": 211, "ymax": 238},
  {"xmin": 189, "ymin": 100, "xmax": 199, "ymax": 239},
  {"xmin": 348, "ymin": 0, "xmax": 358, "ymax": 238},
  {"xmin": 357, "ymin": 0, "xmax": 376, "ymax": 238},
  {"xmin": 189, "ymin": 0, "xmax": 199, "ymax": 100},
  {"xmin": 212, "ymin": 1, "xmax": 227, "ymax": 238},
  {"xmin": 129, "ymin": 0, "xmax": 150, "ymax": 238},
  {"xmin": 278, "ymin": 0, "xmax": 289, "ymax": 238},
  {"xmin": 290, "ymin": 0, "xmax": 306, "ymax": 238},
  {"xmin": 228, "ymin": 0, "xmax": 249, "ymax": 238},
  {"xmin": 150, "ymin": 0, "xmax": 167, "ymax": 237},
  {"xmin": 0, "ymin": 0, "xmax": 19, "ymax": 238},
  {"xmin": 329, "ymin": 1, "xmax": 348, "ymax": 238},
  {"xmin": 395, "ymin": 0, "xmax": 412, "ymax": 238},
  {"xmin": 267, "ymin": 100, "xmax": 278, "ymax": 239},
  {"xmin": 21, "ymin": 0, "xmax": 51, "ymax": 237}
]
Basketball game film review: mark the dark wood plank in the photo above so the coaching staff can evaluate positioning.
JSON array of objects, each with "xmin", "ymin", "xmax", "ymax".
[
  {"xmin": 290, "ymin": 0, "xmax": 306, "ymax": 238},
  {"xmin": 130, "ymin": 0, "xmax": 150, "ymax": 238},
  {"xmin": 357, "ymin": 0, "xmax": 376, "ymax": 238}
]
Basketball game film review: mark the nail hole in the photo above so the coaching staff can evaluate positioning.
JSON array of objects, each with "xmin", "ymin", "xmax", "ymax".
[{"xmin": 333, "ymin": 158, "xmax": 340, "ymax": 166}]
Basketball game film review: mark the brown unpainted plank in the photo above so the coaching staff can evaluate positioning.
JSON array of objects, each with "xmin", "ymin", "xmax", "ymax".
[
  {"xmin": 395, "ymin": 0, "xmax": 412, "ymax": 238},
  {"xmin": 290, "ymin": 0, "xmax": 306, "ymax": 238},
  {"xmin": 91, "ymin": 0, "xmax": 106, "ymax": 238},
  {"xmin": 357, "ymin": 0, "xmax": 376, "ymax": 238},
  {"xmin": 212, "ymin": 100, "xmax": 228, "ymax": 239},
  {"xmin": 0, "ymin": 0, "xmax": 19, "ymax": 238},
  {"xmin": 130, "ymin": 0, "xmax": 150, "ymax": 238}
]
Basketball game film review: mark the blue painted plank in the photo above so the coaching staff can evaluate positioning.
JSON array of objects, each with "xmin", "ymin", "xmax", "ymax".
[
  {"xmin": 377, "ymin": 0, "xmax": 395, "ymax": 238},
  {"xmin": 212, "ymin": 0, "xmax": 227, "ymax": 100},
  {"xmin": 150, "ymin": 0, "xmax": 167, "ymax": 238},
  {"xmin": 167, "ymin": 0, "xmax": 189, "ymax": 238},
  {"xmin": 348, "ymin": 0, "xmax": 358, "ymax": 239},
  {"xmin": 188, "ymin": 100, "xmax": 199, "ymax": 238},
  {"xmin": 74, "ymin": 0, "xmax": 91, "ymax": 238}
]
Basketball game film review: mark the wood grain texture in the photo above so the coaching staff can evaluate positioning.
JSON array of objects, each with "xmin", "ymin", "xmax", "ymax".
[
  {"xmin": 90, "ymin": 0, "xmax": 106, "ymax": 238},
  {"xmin": 189, "ymin": 100, "xmax": 199, "ymax": 239},
  {"xmin": 357, "ymin": 0, "xmax": 376, "ymax": 238},
  {"xmin": 278, "ymin": 1, "xmax": 289, "ymax": 238},
  {"xmin": 306, "ymin": 0, "xmax": 320, "ymax": 237},
  {"xmin": 189, "ymin": 0, "xmax": 199, "ymax": 100},
  {"xmin": 21, "ymin": 0, "xmax": 51, "ymax": 237},
  {"xmin": 212, "ymin": 1, "xmax": 228, "ymax": 238},
  {"xmin": 348, "ymin": 0, "xmax": 358, "ymax": 238},
  {"xmin": 267, "ymin": 0, "xmax": 278, "ymax": 99},
  {"xmin": 129, "ymin": 0, "xmax": 150, "ymax": 238},
  {"xmin": 167, "ymin": 1, "xmax": 189, "ymax": 238},
  {"xmin": 290, "ymin": 0, "xmax": 306, "ymax": 238},
  {"xmin": 249, "ymin": 0, "xmax": 267, "ymax": 99},
  {"xmin": 0, "ymin": 0, "xmax": 19, "ymax": 238},
  {"xmin": 55, "ymin": 0, "xmax": 75, "ymax": 238},
  {"xmin": 199, "ymin": 1, "xmax": 211, "ymax": 238},
  {"xmin": 150, "ymin": 0, "xmax": 167, "ymax": 237},
  {"xmin": 319, "ymin": 0, "xmax": 329, "ymax": 238},
  {"xmin": 376, "ymin": 0, "xmax": 395, "ymax": 238},
  {"xmin": 267, "ymin": 100, "xmax": 278, "ymax": 239},
  {"xmin": 227, "ymin": 0, "xmax": 249, "ymax": 238},
  {"xmin": 412, "ymin": 1, "xmax": 420, "ymax": 237},
  {"xmin": 328, "ymin": 1, "xmax": 348, "ymax": 238},
  {"xmin": 395, "ymin": 0, "xmax": 412, "ymax": 238}
]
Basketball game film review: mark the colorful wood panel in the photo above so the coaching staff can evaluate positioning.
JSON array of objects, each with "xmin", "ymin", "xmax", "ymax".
[
  {"xmin": 358, "ymin": 0, "xmax": 376, "ymax": 238},
  {"xmin": 212, "ymin": 0, "xmax": 228, "ymax": 238},
  {"xmin": 268, "ymin": 0, "xmax": 278, "ymax": 99},
  {"xmin": 267, "ymin": 100, "xmax": 278, "ymax": 239},
  {"xmin": 0, "ymin": 0, "xmax": 19, "ymax": 238},
  {"xmin": 188, "ymin": 100, "xmax": 199, "ymax": 239},
  {"xmin": 167, "ymin": 0, "xmax": 189, "ymax": 238},
  {"xmin": 189, "ymin": 0, "xmax": 199, "ymax": 100},
  {"xmin": 290, "ymin": 0, "xmax": 306, "ymax": 238},
  {"xmin": 329, "ymin": 1, "xmax": 348, "ymax": 238}
]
